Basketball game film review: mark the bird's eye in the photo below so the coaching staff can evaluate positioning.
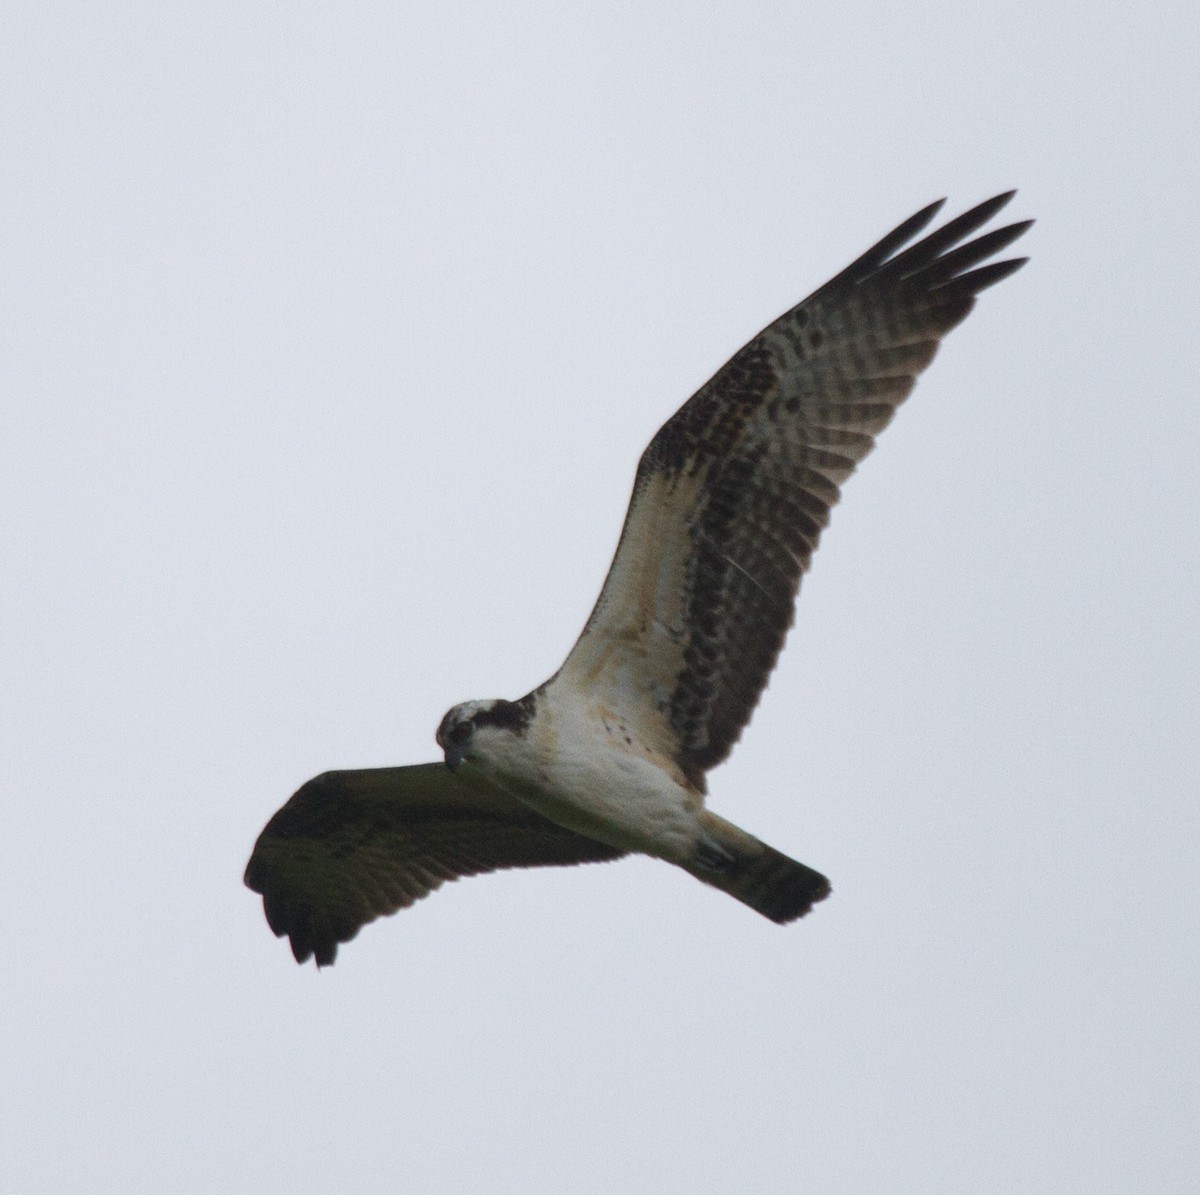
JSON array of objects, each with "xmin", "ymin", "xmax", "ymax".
[{"xmin": 451, "ymin": 722, "xmax": 472, "ymax": 744}]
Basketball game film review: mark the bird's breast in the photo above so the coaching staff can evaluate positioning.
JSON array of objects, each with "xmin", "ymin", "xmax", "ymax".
[{"xmin": 487, "ymin": 707, "xmax": 703, "ymax": 861}]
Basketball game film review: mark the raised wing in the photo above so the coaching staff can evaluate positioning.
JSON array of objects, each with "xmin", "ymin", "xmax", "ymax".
[
  {"xmin": 552, "ymin": 193, "xmax": 1031, "ymax": 786},
  {"xmin": 244, "ymin": 764, "xmax": 624, "ymax": 965}
]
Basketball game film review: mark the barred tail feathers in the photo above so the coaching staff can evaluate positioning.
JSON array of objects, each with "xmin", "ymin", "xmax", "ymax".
[{"xmin": 688, "ymin": 810, "xmax": 831, "ymax": 923}]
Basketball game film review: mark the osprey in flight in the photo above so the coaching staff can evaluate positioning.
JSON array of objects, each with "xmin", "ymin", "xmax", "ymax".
[{"xmin": 246, "ymin": 192, "xmax": 1030, "ymax": 965}]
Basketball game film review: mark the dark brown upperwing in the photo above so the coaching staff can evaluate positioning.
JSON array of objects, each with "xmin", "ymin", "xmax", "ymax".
[
  {"xmin": 244, "ymin": 765, "xmax": 624, "ymax": 965},
  {"xmin": 557, "ymin": 194, "xmax": 1030, "ymax": 788},
  {"xmin": 658, "ymin": 193, "xmax": 1031, "ymax": 777}
]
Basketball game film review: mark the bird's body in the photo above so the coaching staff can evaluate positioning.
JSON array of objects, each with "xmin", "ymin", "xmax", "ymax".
[
  {"xmin": 464, "ymin": 694, "xmax": 704, "ymax": 862},
  {"xmin": 246, "ymin": 192, "xmax": 1032, "ymax": 965}
]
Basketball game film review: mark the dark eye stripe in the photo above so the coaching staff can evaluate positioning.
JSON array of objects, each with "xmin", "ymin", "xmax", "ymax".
[{"xmin": 452, "ymin": 723, "xmax": 472, "ymax": 743}]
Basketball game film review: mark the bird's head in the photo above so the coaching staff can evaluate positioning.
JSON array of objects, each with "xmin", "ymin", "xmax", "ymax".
[{"xmin": 435, "ymin": 696, "xmax": 535, "ymax": 772}]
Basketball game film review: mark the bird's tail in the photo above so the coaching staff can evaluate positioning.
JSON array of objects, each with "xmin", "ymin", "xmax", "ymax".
[{"xmin": 686, "ymin": 810, "xmax": 831, "ymax": 924}]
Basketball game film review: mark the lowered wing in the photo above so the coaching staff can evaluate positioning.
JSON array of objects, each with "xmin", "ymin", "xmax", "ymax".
[
  {"xmin": 245, "ymin": 764, "xmax": 624, "ymax": 965},
  {"xmin": 551, "ymin": 193, "xmax": 1031, "ymax": 787}
]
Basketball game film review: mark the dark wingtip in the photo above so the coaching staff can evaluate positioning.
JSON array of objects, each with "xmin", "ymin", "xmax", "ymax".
[
  {"xmin": 911, "ymin": 196, "xmax": 948, "ymax": 226},
  {"xmin": 959, "ymin": 190, "xmax": 1019, "ymax": 228},
  {"xmin": 953, "ymin": 256, "xmax": 1030, "ymax": 293},
  {"xmin": 813, "ymin": 192, "xmax": 1029, "ymax": 301},
  {"xmin": 243, "ymin": 856, "xmax": 264, "ymax": 894},
  {"xmin": 985, "ymin": 188, "xmax": 1017, "ymax": 209},
  {"xmin": 244, "ymin": 851, "xmax": 339, "ymax": 966},
  {"xmin": 839, "ymin": 197, "xmax": 946, "ymax": 279}
]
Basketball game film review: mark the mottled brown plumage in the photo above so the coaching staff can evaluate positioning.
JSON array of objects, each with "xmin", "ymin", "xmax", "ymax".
[
  {"xmin": 245, "ymin": 766, "xmax": 623, "ymax": 965},
  {"xmin": 557, "ymin": 192, "xmax": 1030, "ymax": 784},
  {"xmin": 246, "ymin": 193, "xmax": 1030, "ymax": 965}
]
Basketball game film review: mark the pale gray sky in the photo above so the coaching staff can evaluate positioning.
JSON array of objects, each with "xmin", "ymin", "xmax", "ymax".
[{"xmin": 3, "ymin": 2, "xmax": 1197, "ymax": 1192}]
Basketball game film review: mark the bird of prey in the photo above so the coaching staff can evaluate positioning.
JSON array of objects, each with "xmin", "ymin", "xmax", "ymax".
[{"xmin": 246, "ymin": 192, "xmax": 1031, "ymax": 965}]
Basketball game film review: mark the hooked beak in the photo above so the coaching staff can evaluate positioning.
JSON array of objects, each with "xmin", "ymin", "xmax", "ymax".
[{"xmin": 444, "ymin": 742, "xmax": 466, "ymax": 773}]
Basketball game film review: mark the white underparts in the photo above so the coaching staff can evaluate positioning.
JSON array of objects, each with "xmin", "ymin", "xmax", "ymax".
[{"xmin": 464, "ymin": 696, "xmax": 705, "ymax": 863}]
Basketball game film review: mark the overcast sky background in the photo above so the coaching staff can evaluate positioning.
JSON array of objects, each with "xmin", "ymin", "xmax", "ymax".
[{"xmin": 3, "ymin": 3, "xmax": 1197, "ymax": 1192}]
